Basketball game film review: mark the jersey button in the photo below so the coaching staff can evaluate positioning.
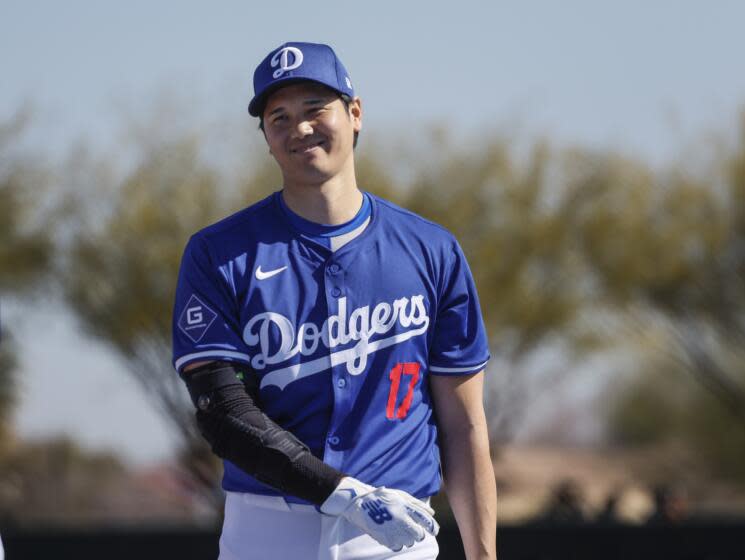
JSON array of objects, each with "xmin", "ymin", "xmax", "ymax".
[
  {"xmin": 337, "ymin": 378, "xmax": 347, "ymax": 388},
  {"xmin": 331, "ymin": 287, "xmax": 342, "ymax": 297},
  {"xmin": 328, "ymin": 436, "xmax": 340, "ymax": 445},
  {"xmin": 328, "ymin": 263, "xmax": 341, "ymax": 275}
]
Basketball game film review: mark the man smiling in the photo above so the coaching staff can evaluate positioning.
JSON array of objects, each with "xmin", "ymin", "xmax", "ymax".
[
  {"xmin": 172, "ymin": 42, "xmax": 497, "ymax": 559},
  {"xmin": 262, "ymin": 81, "xmax": 358, "ymax": 182}
]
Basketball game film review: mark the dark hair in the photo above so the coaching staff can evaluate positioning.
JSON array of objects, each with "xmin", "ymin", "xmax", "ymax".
[{"xmin": 258, "ymin": 92, "xmax": 359, "ymax": 149}]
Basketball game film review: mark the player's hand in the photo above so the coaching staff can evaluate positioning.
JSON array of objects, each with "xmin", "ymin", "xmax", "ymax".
[{"xmin": 320, "ymin": 476, "xmax": 439, "ymax": 552}]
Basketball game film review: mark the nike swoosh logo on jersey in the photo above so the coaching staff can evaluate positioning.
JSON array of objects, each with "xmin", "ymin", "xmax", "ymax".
[{"xmin": 255, "ymin": 265, "xmax": 288, "ymax": 280}]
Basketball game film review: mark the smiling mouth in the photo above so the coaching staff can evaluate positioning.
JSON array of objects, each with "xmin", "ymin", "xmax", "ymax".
[{"xmin": 291, "ymin": 140, "xmax": 325, "ymax": 154}]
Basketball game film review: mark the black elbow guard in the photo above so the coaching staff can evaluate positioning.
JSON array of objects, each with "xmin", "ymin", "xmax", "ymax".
[{"xmin": 180, "ymin": 361, "xmax": 342, "ymax": 505}]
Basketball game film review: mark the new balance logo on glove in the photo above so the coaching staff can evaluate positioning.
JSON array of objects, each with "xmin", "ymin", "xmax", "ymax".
[
  {"xmin": 320, "ymin": 476, "xmax": 439, "ymax": 552},
  {"xmin": 362, "ymin": 499, "xmax": 393, "ymax": 524}
]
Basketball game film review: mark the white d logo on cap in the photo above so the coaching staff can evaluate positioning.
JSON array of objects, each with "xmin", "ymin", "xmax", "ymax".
[{"xmin": 271, "ymin": 47, "xmax": 304, "ymax": 79}]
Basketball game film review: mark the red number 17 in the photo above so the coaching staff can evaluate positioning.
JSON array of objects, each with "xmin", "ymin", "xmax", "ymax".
[{"xmin": 386, "ymin": 362, "xmax": 420, "ymax": 420}]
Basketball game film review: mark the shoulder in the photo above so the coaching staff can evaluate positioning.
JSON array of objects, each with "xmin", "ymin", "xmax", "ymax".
[
  {"xmin": 180, "ymin": 192, "xmax": 286, "ymax": 267},
  {"xmin": 185, "ymin": 192, "xmax": 285, "ymax": 259},
  {"xmin": 194, "ymin": 192, "xmax": 279, "ymax": 243},
  {"xmin": 371, "ymin": 194, "xmax": 458, "ymax": 246}
]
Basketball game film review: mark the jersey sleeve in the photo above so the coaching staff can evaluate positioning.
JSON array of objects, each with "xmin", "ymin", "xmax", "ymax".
[
  {"xmin": 428, "ymin": 239, "xmax": 490, "ymax": 376},
  {"xmin": 172, "ymin": 234, "xmax": 250, "ymax": 373}
]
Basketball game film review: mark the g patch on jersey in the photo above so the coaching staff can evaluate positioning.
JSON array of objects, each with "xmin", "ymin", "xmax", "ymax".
[{"xmin": 177, "ymin": 294, "xmax": 217, "ymax": 343}]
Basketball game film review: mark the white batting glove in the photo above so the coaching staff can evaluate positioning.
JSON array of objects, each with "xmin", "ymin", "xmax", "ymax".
[{"xmin": 320, "ymin": 477, "xmax": 440, "ymax": 552}]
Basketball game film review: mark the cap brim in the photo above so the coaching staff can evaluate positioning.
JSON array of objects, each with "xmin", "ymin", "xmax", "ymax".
[
  {"xmin": 248, "ymin": 77, "xmax": 344, "ymax": 117},
  {"xmin": 249, "ymin": 78, "xmax": 314, "ymax": 116}
]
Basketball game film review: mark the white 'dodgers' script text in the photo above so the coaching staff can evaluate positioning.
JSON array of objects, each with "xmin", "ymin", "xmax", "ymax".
[{"xmin": 242, "ymin": 295, "xmax": 430, "ymax": 390}]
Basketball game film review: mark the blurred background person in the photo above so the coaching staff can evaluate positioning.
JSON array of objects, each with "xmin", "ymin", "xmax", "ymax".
[
  {"xmin": 645, "ymin": 484, "xmax": 690, "ymax": 525},
  {"xmin": 536, "ymin": 479, "xmax": 587, "ymax": 524}
]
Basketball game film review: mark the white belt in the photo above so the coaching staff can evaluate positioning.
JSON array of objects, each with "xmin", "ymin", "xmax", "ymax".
[
  {"xmin": 231, "ymin": 491, "xmax": 318, "ymax": 513},
  {"xmin": 232, "ymin": 491, "xmax": 431, "ymax": 513}
]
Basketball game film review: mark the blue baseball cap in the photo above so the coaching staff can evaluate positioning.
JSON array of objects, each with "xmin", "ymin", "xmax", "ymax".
[{"xmin": 248, "ymin": 42, "xmax": 355, "ymax": 117}]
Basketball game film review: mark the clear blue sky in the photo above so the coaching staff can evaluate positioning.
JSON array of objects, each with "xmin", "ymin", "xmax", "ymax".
[
  {"xmin": 4, "ymin": 1, "xmax": 745, "ymax": 162},
  {"xmin": 4, "ymin": 0, "xmax": 745, "ymax": 464}
]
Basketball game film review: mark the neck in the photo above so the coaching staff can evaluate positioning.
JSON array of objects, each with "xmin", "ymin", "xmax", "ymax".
[{"xmin": 281, "ymin": 164, "xmax": 362, "ymax": 224}]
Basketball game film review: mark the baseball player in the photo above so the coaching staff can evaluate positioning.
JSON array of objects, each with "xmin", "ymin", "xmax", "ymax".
[{"xmin": 172, "ymin": 42, "xmax": 497, "ymax": 559}]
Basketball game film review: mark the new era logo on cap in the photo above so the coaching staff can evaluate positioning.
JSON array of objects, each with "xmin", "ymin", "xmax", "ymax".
[{"xmin": 248, "ymin": 41, "xmax": 354, "ymax": 116}]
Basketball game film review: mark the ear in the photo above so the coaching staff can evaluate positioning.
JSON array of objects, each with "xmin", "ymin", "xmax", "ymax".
[{"xmin": 349, "ymin": 96, "xmax": 363, "ymax": 132}]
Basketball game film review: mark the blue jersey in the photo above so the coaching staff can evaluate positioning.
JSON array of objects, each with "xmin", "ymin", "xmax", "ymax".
[{"xmin": 172, "ymin": 192, "xmax": 489, "ymax": 502}]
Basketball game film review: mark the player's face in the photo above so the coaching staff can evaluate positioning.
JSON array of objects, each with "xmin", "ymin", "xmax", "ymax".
[{"xmin": 262, "ymin": 82, "xmax": 362, "ymax": 186}]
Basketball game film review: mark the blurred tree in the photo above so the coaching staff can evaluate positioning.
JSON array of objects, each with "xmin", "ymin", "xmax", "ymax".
[
  {"xmin": 60, "ymin": 135, "xmax": 234, "ymax": 508},
  {"xmin": 608, "ymin": 352, "xmax": 745, "ymax": 486},
  {"xmin": 601, "ymin": 113, "xmax": 745, "ymax": 485},
  {"xmin": 0, "ymin": 111, "xmax": 54, "ymax": 295},
  {"xmin": 0, "ymin": 109, "xmax": 54, "ymax": 450},
  {"xmin": 399, "ymin": 122, "xmax": 745, "ymax": 469}
]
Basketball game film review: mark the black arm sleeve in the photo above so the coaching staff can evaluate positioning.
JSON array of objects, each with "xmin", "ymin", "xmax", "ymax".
[{"xmin": 180, "ymin": 361, "xmax": 343, "ymax": 505}]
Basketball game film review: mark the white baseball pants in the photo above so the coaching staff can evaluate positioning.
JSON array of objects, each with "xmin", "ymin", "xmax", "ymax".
[{"xmin": 218, "ymin": 491, "xmax": 439, "ymax": 560}]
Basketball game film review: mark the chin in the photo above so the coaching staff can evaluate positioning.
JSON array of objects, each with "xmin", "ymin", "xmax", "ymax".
[{"xmin": 288, "ymin": 166, "xmax": 335, "ymax": 185}]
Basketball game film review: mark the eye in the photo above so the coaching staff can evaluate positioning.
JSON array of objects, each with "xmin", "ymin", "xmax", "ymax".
[{"xmin": 271, "ymin": 114, "xmax": 288, "ymax": 125}]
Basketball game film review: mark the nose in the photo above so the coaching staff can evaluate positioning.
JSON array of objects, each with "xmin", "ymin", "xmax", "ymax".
[{"xmin": 290, "ymin": 119, "xmax": 313, "ymax": 139}]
